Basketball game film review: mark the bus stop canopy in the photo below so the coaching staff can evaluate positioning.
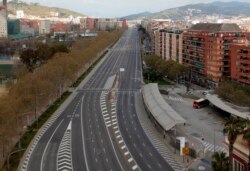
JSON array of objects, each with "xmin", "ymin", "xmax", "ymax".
[
  {"xmin": 142, "ymin": 83, "xmax": 186, "ymax": 131},
  {"xmin": 206, "ymin": 94, "xmax": 250, "ymax": 119}
]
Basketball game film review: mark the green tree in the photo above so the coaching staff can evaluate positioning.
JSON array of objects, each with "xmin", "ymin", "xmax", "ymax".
[
  {"xmin": 242, "ymin": 119, "xmax": 250, "ymax": 171},
  {"xmin": 223, "ymin": 117, "xmax": 245, "ymax": 171},
  {"xmin": 36, "ymin": 43, "xmax": 52, "ymax": 62},
  {"xmin": 20, "ymin": 49, "xmax": 39, "ymax": 72},
  {"xmin": 50, "ymin": 44, "xmax": 69, "ymax": 56},
  {"xmin": 212, "ymin": 152, "xmax": 229, "ymax": 171}
]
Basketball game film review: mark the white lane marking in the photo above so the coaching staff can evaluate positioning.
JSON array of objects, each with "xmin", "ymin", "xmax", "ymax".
[
  {"xmin": 100, "ymin": 93, "xmax": 124, "ymax": 171},
  {"xmin": 57, "ymin": 121, "xmax": 73, "ymax": 171},
  {"xmin": 113, "ymin": 126, "xmax": 118, "ymax": 129},
  {"xmin": 81, "ymin": 96, "xmax": 90, "ymax": 171},
  {"xmin": 40, "ymin": 119, "xmax": 64, "ymax": 171},
  {"xmin": 124, "ymin": 151, "xmax": 129, "ymax": 156},
  {"xmin": 104, "ymin": 117, "xmax": 110, "ymax": 120},
  {"xmin": 132, "ymin": 165, "xmax": 138, "ymax": 170},
  {"xmin": 121, "ymin": 145, "xmax": 126, "ymax": 149},
  {"xmin": 119, "ymin": 140, "xmax": 123, "ymax": 144},
  {"xmin": 128, "ymin": 158, "xmax": 133, "ymax": 162},
  {"xmin": 106, "ymin": 120, "xmax": 111, "ymax": 124}
]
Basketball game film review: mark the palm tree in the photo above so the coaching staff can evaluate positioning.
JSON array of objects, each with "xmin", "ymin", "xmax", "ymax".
[
  {"xmin": 242, "ymin": 119, "xmax": 250, "ymax": 171},
  {"xmin": 212, "ymin": 152, "xmax": 229, "ymax": 171},
  {"xmin": 223, "ymin": 117, "xmax": 245, "ymax": 171}
]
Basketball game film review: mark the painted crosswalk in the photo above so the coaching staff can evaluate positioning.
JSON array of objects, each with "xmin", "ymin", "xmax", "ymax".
[
  {"xmin": 167, "ymin": 96, "xmax": 183, "ymax": 102},
  {"xmin": 202, "ymin": 141, "xmax": 227, "ymax": 153},
  {"xmin": 57, "ymin": 121, "xmax": 73, "ymax": 171}
]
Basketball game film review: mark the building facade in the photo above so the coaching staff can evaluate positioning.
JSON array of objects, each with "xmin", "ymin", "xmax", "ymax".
[
  {"xmin": 231, "ymin": 43, "xmax": 250, "ymax": 85},
  {"xmin": 225, "ymin": 135, "xmax": 249, "ymax": 171},
  {"xmin": 0, "ymin": 6, "xmax": 7, "ymax": 38},
  {"xmin": 161, "ymin": 30, "xmax": 183, "ymax": 64},
  {"xmin": 39, "ymin": 20, "xmax": 51, "ymax": 35},
  {"xmin": 154, "ymin": 29, "xmax": 162, "ymax": 57},
  {"xmin": 8, "ymin": 19, "xmax": 20, "ymax": 35},
  {"xmin": 153, "ymin": 29, "xmax": 183, "ymax": 64},
  {"xmin": 182, "ymin": 23, "xmax": 245, "ymax": 87}
]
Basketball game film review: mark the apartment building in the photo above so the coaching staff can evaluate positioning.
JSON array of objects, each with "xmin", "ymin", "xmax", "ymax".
[
  {"xmin": 39, "ymin": 20, "xmax": 51, "ymax": 35},
  {"xmin": 161, "ymin": 29, "xmax": 183, "ymax": 64},
  {"xmin": 153, "ymin": 29, "xmax": 184, "ymax": 64},
  {"xmin": 154, "ymin": 30, "xmax": 162, "ymax": 57},
  {"xmin": 225, "ymin": 135, "xmax": 249, "ymax": 171},
  {"xmin": 231, "ymin": 43, "xmax": 250, "ymax": 85},
  {"xmin": 0, "ymin": 6, "xmax": 7, "ymax": 38},
  {"xmin": 80, "ymin": 17, "xmax": 96, "ymax": 31},
  {"xmin": 182, "ymin": 23, "xmax": 245, "ymax": 87}
]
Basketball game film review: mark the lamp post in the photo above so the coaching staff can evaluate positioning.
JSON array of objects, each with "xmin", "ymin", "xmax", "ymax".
[{"xmin": 213, "ymin": 128, "xmax": 216, "ymax": 153}]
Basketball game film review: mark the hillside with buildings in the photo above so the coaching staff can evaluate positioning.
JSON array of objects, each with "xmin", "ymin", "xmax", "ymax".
[
  {"xmin": 146, "ymin": 1, "xmax": 250, "ymax": 20},
  {"xmin": 121, "ymin": 11, "xmax": 152, "ymax": 20},
  {"xmin": 7, "ymin": 1, "xmax": 85, "ymax": 18}
]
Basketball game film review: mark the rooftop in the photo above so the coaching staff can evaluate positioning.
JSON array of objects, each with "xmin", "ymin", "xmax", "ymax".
[
  {"xmin": 142, "ymin": 83, "xmax": 186, "ymax": 131},
  {"xmin": 206, "ymin": 94, "xmax": 250, "ymax": 119},
  {"xmin": 190, "ymin": 23, "xmax": 242, "ymax": 32}
]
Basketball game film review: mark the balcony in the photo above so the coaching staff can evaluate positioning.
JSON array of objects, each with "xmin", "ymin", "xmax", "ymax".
[
  {"xmin": 239, "ymin": 65, "xmax": 250, "ymax": 71},
  {"xmin": 238, "ymin": 78, "xmax": 250, "ymax": 85},
  {"xmin": 238, "ymin": 59, "xmax": 250, "ymax": 65},
  {"xmin": 239, "ymin": 72, "xmax": 250, "ymax": 78}
]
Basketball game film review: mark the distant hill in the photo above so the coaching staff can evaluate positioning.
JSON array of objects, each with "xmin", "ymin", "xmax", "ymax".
[
  {"xmin": 121, "ymin": 12, "xmax": 152, "ymax": 20},
  {"xmin": 7, "ymin": 1, "xmax": 86, "ymax": 18},
  {"xmin": 147, "ymin": 1, "xmax": 250, "ymax": 20}
]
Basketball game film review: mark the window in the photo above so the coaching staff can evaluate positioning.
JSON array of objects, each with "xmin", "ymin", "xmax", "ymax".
[{"xmin": 233, "ymin": 159, "xmax": 244, "ymax": 171}]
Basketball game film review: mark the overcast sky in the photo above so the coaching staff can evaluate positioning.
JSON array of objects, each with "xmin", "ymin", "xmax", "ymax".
[{"xmin": 21, "ymin": 0, "xmax": 250, "ymax": 18}]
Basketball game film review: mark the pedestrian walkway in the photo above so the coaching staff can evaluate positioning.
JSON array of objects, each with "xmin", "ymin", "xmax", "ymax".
[{"xmin": 135, "ymin": 92, "xmax": 185, "ymax": 171}]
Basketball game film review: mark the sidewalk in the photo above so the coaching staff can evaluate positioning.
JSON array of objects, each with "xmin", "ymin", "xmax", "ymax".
[{"xmin": 135, "ymin": 92, "xmax": 189, "ymax": 171}]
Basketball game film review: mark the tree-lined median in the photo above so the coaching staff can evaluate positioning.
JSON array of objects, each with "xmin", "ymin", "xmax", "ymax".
[{"xmin": 0, "ymin": 30, "xmax": 123, "ymax": 170}]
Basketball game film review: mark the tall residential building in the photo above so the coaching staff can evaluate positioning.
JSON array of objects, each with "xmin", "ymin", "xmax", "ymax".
[
  {"xmin": 39, "ymin": 20, "xmax": 51, "ymax": 35},
  {"xmin": 154, "ymin": 29, "xmax": 183, "ymax": 64},
  {"xmin": 0, "ymin": 5, "xmax": 7, "ymax": 38},
  {"xmin": 154, "ymin": 30, "xmax": 162, "ymax": 57},
  {"xmin": 161, "ymin": 29, "xmax": 183, "ymax": 64},
  {"xmin": 80, "ymin": 17, "xmax": 95, "ymax": 31},
  {"xmin": 182, "ymin": 23, "xmax": 245, "ymax": 87},
  {"xmin": 231, "ymin": 43, "xmax": 250, "ymax": 85}
]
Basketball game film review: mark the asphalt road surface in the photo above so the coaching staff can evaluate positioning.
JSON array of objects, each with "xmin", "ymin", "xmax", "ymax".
[{"xmin": 22, "ymin": 27, "xmax": 174, "ymax": 171}]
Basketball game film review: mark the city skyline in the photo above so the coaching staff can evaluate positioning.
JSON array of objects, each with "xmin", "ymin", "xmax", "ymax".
[{"xmin": 20, "ymin": 0, "xmax": 250, "ymax": 18}]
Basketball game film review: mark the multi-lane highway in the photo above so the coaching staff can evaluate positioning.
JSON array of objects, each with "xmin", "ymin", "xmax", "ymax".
[{"xmin": 20, "ymin": 27, "xmax": 174, "ymax": 171}]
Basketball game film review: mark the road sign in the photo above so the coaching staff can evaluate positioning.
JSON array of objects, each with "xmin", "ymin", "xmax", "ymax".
[{"xmin": 182, "ymin": 147, "xmax": 190, "ymax": 155}]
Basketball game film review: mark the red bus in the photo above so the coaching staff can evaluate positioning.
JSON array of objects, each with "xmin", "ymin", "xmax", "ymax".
[{"xmin": 193, "ymin": 98, "xmax": 209, "ymax": 109}]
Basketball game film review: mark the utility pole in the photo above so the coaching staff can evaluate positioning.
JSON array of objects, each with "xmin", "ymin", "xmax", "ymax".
[{"xmin": 213, "ymin": 129, "xmax": 215, "ymax": 153}]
